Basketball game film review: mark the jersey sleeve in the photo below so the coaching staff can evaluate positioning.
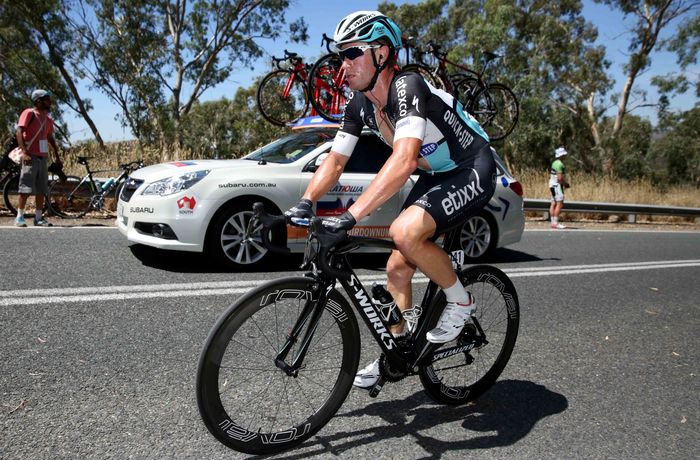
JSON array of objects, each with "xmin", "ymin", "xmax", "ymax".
[
  {"xmin": 392, "ymin": 72, "xmax": 428, "ymax": 142},
  {"xmin": 331, "ymin": 92, "xmax": 363, "ymax": 156},
  {"xmin": 17, "ymin": 109, "xmax": 33, "ymax": 128},
  {"xmin": 552, "ymin": 160, "xmax": 565, "ymax": 174}
]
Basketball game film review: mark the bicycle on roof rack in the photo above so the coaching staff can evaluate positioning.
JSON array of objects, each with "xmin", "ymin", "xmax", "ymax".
[
  {"xmin": 256, "ymin": 50, "xmax": 313, "ymax": 127},
  {"xmin": 306, "ymin": 33, "xmax": 352, "ymax": 123},
  {"xmin": 196, "ymin": 202, "xmax": 520, "ymax": 455},
  {"xmin": 403, "ymin": 41, "xmax": 519, "ymax": 141}
]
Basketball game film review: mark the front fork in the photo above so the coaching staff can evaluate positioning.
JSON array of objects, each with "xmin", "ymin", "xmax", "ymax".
[{"xmin": 274, "ymin": 280, "xmax": 330, "ymax": 377}]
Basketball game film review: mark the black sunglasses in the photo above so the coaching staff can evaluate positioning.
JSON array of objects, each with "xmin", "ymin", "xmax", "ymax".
[{"xmin": 338, "ymin": 44, "xmax": 381, "ymax": 61}]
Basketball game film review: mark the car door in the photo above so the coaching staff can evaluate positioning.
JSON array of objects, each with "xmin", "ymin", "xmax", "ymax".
[{"xmin": 301, "ymin": 133, "xmax": 401, "ymax": 239}]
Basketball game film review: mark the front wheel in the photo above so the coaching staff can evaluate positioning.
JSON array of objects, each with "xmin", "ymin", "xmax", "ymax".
[
  {"xmin": 256, "ymin": 69, "xmax": 309, "ymax": 126},
  {"xmin": 419, "ymin": 265, "xmax": 519, "ymax": 404},
  {"xmin": 197, "ymin": 277, "xmax": 360, "ymax": 455},
  {"xmin": 46, "ymin": 176, "xmax": 94, "ymax": 218}
]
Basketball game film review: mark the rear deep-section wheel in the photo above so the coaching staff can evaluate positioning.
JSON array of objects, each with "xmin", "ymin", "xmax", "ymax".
[
  {"xmin": 197, "ymin": 277, "xmax": 360, "ymax": 455},
  {"xmin": 46, "ymin": 176, "xmax": 94, "ymax": 218},
  {"xmin": 256, "ymin": 69, "xmax": 309, "ymax": 126},
  {"xmin": 467, "ymin": 83, "xmax": 519, "ymax": 141},
  {"xmin": 420, "ymin": 265, "xmax": 519, "ymax": 404}
]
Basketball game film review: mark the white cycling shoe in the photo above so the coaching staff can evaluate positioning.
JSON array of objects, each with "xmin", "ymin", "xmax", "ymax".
[
  {"xmin": 353, "ymin": 358, "xmax": 381, "ymax": 389},
  {"xmin": 426, "ymin": 294, "xmax": 476, "ymax": 344}
]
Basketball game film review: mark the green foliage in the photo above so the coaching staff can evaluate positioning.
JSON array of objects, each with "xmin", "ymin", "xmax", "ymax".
[
  {"xmin": 0, "ymin": 0, "xmax": 70, "ymax": 142},
  {"xmin": 650, "ymin": 107, "xmax": 700, "ymax": 185},
  {"xmin": 179, "ymin": 82, "xmax": 287, "ymax": 159}
]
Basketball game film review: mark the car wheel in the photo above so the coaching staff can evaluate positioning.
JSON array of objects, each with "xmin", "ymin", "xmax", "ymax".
[
  {"xmin": 459, "ymin": 212, "xmax": 497, "ymax": 260},
  {"xmin": 208, "ymin": 200, "xmax": 285, "ymax": 268}
]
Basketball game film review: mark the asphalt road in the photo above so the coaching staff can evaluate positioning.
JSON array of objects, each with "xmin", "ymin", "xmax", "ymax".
[{"xmin": 1, "ymin": 227, "xmax": 699, "ymax": 459}]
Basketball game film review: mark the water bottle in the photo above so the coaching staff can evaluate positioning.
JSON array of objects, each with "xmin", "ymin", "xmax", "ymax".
[
  {"xmin": 371, "ymin": 283, "xmax": 402, "ymax": 326},
  {"xmin": 101, "ymin": 177, "xmax": 115, "ymax": 192}
]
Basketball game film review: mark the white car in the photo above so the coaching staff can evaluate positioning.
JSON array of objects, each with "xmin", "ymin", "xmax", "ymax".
[{"xmin": 117, "ymin": 121, "xmax": 524, "ymax": 268}]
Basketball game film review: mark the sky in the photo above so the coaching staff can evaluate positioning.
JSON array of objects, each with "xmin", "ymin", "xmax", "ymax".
[{"xmin": 62, "ymin": 0, "xmax": 699, "ymax": 143}]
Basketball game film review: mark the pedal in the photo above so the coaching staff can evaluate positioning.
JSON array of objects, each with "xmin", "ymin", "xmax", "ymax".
[{"xmin": 367, "ymin": 377, "xmax": 385, "ymax": 398}]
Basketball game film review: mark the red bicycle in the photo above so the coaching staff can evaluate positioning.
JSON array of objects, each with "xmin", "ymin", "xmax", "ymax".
[
  {"xmin": 307, "ymin": 33, "xmax": 351, "ymax": 123},
  {"xmin": 256, "ymin": 50, "xmax": 311, "ymax": 126}
]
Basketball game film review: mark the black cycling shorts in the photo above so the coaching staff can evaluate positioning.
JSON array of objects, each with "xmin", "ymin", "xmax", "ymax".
[{"xmin": 401, "ymin": 146, "xmax": 496, "ymax": 234}]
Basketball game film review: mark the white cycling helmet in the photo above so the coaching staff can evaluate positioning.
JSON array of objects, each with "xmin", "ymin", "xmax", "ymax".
[
  {"xmin": 555, "ymin": 147, "xmax": 568, "ymax": 158},
  {"xmin": 333, "ymin": 11, "xmax": 402, "ymax": 49}
]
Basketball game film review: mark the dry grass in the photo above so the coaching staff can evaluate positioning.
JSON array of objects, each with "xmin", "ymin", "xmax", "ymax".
[
  {"xmin": 61, "ymin": 141, "xmax": 165, "ymax": 177},
  {"xmin": 516, "ymin": 169, "xmax": 700, "ymax": 208}
]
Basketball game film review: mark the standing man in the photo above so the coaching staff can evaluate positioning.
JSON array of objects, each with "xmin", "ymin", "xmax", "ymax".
[
  {"xmin": 549, "ymin": 147, "xmax": 569, "ymax": 229},
  {"xmin": 15, "ymin": 89, "xmax": 62, "ymax": 227}
]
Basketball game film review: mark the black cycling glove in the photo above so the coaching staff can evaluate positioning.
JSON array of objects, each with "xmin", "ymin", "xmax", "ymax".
[
  {"xmin": 285, "ymin": 198, "xmax": 315, "ymax": 220},
  {"xmin": 322, "ymin": 211, "xmax": 357, "ymax": 233}
]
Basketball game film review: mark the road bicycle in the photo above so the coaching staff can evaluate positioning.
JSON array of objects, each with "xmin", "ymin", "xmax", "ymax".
[
  {"xmin": 256, "ymin": 50, "xmax": 311, "ymax": 126},
  {"xmin": 403, "ymin": 42, "xmax": 519, "ymax": 141},
  {"xmin": 46, "ymin": 156, "xmax": 144, "ymax": 218},
  {"xmin": 197, "ymin": 203, "xmax": 520, "ymax": 454},
  {"xmin": 307, "ymin": 33, "xmax": 351, "ymax": 123}
]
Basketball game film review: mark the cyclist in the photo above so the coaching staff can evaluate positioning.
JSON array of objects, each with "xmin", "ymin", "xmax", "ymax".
[
  {"xmin": 285, "ymin": 11, "xmax": 496, "ymax": 389},
  {"xmin": 549, "ymin": 147, "xmax": 569, "ymax": 229}
]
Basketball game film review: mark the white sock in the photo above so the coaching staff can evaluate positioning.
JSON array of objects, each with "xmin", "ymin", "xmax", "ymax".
[
  {"xmin": 17, "ymin": 209, "xmax": 25, "ymax": 218},
  {"xmin": 443, "ymin": 279, "xmax": 469, "ymax": 305},
  {"xmin": 551, "ymin": 216, "xmax": 558, "ymax": 225},
  {"xmin": 35, "ymin": 209, "xmax": 42, "ymax": 221}
]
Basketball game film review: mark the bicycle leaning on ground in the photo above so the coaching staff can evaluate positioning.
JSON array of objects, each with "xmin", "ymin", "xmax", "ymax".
[
  {"xmin": 196, "ymin": 203, "xmax": 520, "ymax": 455},
  {"xmin": 47, "ymin": 156, "xmax": 144, "ymax": 218}
]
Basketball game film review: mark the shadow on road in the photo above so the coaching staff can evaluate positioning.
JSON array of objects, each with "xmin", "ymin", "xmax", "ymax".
[
  {"xmin": 254, "ymin": 380, "xmax": 567, "ymax": 459},
  {"xmin": 479, "ymin": 247, "xmax": 557, "ymax": 264},
  {"xmin": 128, "ymin": 244, "xmax": 391, "ymax": 273}
]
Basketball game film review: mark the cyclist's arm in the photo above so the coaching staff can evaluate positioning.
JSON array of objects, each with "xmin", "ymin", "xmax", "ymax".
[
  {"xmin": 301, "ymin": 95, "xmax": 362, "ymax": 202},
  {"xmin": 301, "ymin": 151, "xmax": 349, "ymax": 202},
  {"xmin": 348, "ymin": 137, "xmax": 420, "ymax": 221}
]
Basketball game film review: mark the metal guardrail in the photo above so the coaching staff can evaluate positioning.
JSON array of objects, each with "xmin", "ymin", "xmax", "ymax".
[{"xmin": 524, "ymin": 199, "xmax": 700, "ymax": 223}]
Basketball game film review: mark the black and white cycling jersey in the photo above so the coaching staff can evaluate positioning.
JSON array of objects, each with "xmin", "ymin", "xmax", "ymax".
[{"xmin": 331, "ymin": 70, "xmax": 490, "ymax": 173}]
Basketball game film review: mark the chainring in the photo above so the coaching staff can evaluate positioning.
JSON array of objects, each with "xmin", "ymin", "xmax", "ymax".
[{"xmin": 379, "ymin": 354, "xmax": 409, "ymax": 383}]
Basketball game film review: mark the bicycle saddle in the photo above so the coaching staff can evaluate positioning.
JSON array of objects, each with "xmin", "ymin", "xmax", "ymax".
[{"xmin": 77, "ymin": 156, "xmax": 93, "ymax": 165}]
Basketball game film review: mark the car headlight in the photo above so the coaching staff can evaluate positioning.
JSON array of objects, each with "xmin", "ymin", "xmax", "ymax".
[{"xmin": 141, "ymin": 170, "xmax": 211, "ymax": 196}]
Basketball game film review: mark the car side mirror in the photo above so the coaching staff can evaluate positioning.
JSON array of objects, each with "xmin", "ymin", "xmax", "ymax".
[{"xmin": 305, "ymin": 153, "xmax": 329, "ymax": 173}]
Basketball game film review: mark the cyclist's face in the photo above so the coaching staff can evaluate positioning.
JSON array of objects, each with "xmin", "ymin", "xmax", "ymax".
[{"xmin": 340, "ymin": 42, "xmax": 384, "ymax": 90}]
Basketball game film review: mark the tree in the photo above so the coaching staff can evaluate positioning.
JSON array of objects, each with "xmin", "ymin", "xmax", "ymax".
[
  {"xmin": 381, "ymin": 0, "xmax": 611, "ymax": 172},
  {"xmin": 72, "ymin": 0, "xmax": 306, "ymax": 154},
  {"xmin": 179, "ymin": 82, "xmax": 287, "ymax": 159},
  {"xmin": 592, "ymin": 0, "xmax": 699, "ymax": 173},
  {"xmin": 1, "ymin": 0, "xmax": 105, "ymax": 147}
]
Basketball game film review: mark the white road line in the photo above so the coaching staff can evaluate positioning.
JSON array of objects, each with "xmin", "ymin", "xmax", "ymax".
[{"xmin": 2, "ymin": 259, "xmax": 699, "ymax": 307}]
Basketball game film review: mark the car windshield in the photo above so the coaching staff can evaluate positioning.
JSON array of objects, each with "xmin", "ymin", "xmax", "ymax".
[{"xmin": 243, "ymin": 129, "xmax": 336, "ymax": 163}]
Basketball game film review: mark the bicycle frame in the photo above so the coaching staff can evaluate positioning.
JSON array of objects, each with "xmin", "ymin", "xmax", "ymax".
[{"xmin": 271, "ymin": 223, "xmax": 480, "ymax": 382}]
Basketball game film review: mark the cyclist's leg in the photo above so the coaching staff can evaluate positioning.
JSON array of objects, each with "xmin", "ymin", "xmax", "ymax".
[
  {"xmin": 395, "ymin": 152, "xmax": 497, "ymax": 342},
  {"xmin": 385, "ymin": 249, "xmax": 416, "ymax": 332}
]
